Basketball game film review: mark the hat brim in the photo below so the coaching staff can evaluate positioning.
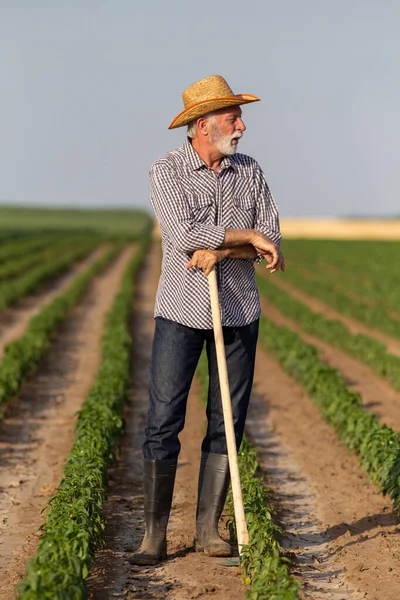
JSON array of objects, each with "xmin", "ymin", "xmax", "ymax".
[{"xmin": 168, "ymin": 94, "xmax": 260, "ymax": 129}]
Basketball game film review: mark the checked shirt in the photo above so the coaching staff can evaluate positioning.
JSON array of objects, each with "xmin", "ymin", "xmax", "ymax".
[{"xmin": 150, "ymin": 137, "xmax": 281, "ymax": 329}]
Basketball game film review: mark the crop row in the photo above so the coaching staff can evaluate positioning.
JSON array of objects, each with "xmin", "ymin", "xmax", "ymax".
[
  {"xmin": 257, "ymin": 274, "xmax": 400, "ymax": 391},
  {"xmin": 287, "ymin": 263, "xmax": 399, "ymax": 317},
  {"xmin": 0, "ymin": 236, "xmax": 98, "ymax": 283},
  {"xmin": 0, "ymin": 233, "xmax": 62, "ymax": 263},
  {"xmin": 281, "ymin": 239, "xmax": 400, "ymax": 314},
  {"xmin": 282, "ymin": 239, "xmax": 400, "ymax": 281},
  {"xmin": 271, "ymin": 266, "xmax": 400, "ymax": 340},
  {"xmin": 0, "ymin": 246, "xmax": 119, "ymax": 416},
  {"xmin": 196, "ymin": 352, "xmax": 300, "ymax": 600},
  {"xmin": 258, "ymin": 315, "xmax": 400, "ymax": 512},
  {"xmin": 17, "ymin": 235, "xmax": 150, "ymax": 599},
  {"xmin": 0, "ymin": 239, "xmax": 100, "ymax": 312}
]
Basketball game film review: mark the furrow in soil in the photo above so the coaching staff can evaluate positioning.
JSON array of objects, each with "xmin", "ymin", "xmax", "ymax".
[{"xmin": 0, "ymin": 245, "xmax": 136, "ymax": 599}]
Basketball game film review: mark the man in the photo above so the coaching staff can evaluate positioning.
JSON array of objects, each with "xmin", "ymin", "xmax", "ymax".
[{"xmin": 131, "ymin": 75, "xmax": 284, "ymax": 565}]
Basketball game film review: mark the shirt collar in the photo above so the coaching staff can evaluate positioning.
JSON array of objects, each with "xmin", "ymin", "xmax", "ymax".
[{"xmin": 184, "ymin": 137, "xmax": 237, "ymax": 172}]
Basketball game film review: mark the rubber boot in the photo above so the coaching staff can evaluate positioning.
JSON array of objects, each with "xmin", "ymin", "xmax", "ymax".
[
  {"xmin": 195, "ymin": 453, "xmax": 232, "ymax": 557},
  {"xmin": 130, "ymin": 459, "xmax": 177, "ymax": 565}
]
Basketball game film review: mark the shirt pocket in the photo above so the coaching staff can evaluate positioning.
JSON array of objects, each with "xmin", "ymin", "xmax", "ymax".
[
  {"xmin": 232, "ymin": 194, "xmax": 255, "ymax": 228},
  {"xmin": 187, "ymin": 194, "xmax": 214, "ymax": 223}
]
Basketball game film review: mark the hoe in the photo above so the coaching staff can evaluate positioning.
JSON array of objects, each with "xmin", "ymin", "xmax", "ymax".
[{"xmin": 208, "ymin": 267, "xmax": 249, "ymax": 567}]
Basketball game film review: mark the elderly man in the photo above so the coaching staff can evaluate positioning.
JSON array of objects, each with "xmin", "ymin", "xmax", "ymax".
[{"xmin": 132, "ymin": 75, "xmax": 284, "ymax": 565}]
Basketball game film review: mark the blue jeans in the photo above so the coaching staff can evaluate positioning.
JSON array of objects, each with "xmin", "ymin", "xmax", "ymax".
[{"xmin": 143, "ymin": 316, "xmax": 259, "ymax": 461}]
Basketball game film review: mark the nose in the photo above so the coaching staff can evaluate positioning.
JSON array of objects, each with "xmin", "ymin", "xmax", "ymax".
[{"xmin": 236, "ymin": 117, "xmax": 246, "ymax": 132}]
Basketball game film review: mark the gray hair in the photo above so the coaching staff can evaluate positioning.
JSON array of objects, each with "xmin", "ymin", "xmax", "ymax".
[
  {"xmin": 187, "ymin": 120, "xmax": 197, "ymax": 139},
  {"xmin": 187, "ymin": 112, "xmax": 217, "ymax": 138}
]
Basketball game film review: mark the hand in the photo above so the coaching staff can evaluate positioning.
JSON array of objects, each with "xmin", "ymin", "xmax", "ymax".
[
  {"xmin": 251, "ymin": 232, "xmax": 285, "ymax": 273},
  {"xmin": 185, "ymin": 249, "xmax": 226, "ymax": 276}
]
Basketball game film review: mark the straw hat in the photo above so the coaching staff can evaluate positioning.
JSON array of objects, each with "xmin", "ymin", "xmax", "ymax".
[{"xmin": 168, "ymin": 75, "xmax": 260, "ymax": 129}]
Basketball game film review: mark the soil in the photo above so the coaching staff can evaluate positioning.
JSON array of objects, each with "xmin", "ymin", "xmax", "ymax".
[
  {"xmin": 2, "ymin": 236, "xmax": 400, "ymax": 599},
  {"xmin": 0, "ymin": 246, "xmax": 136, "ymax": 599}
]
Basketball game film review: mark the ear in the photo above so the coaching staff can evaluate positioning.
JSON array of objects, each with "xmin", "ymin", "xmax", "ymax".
[{"xmin": 197, "ymin": 117, "xmax": 209, "ymax": 137}]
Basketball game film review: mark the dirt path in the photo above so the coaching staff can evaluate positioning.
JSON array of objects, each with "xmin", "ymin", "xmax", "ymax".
[
  {"xmin": 258, "ymin": 294, "xmax": 400, "ymax": 432},
  {"xmin": 87, "ymin": 241, "xmax": 245, "ymax": 600},
  {"xmin": 0, "ymin": 245, "xmax": 107, "ymax": 359},
  {"xmin": 249, "ymin": 326, "xmax": 400, "ymax": 599},
  {"xmin": 0, "ymin": 246, "xmax": 136, "ymax": 599},
  {"xmin": 269, "ymin": 276, "xmax": 400, "ymax": 358}
]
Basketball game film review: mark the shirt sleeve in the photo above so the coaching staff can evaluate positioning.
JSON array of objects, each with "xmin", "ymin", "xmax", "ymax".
[
  {"xmin": 150, "ymin": 161, "xmax": 226, "ymax": 254},
  {"xmin": 253, "ymin": 164, "xmax": 282, "ymax": 262}
]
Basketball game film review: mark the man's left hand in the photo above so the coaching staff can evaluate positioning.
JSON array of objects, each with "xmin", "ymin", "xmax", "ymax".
[{"xmin": 185, "ymin": 249, "xmax": 226, "ymax": 276}]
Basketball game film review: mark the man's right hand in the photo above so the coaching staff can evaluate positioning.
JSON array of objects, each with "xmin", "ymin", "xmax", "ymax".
[
  {"xmin": 186, "ymin": 248, "xmax": 226, "ymax": 276},
  {"xmin": 250, "ymin": 231, "xmax": 285, "ymax": 273}
]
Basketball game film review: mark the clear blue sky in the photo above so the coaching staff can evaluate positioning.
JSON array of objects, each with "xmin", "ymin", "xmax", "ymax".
[{"xmin": 1, "ymin": 1, "xmax": 399, "ymax": 216}]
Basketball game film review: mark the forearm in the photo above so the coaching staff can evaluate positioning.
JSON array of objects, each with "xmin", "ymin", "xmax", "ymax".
[
  {"xmin": 219, "ymin": 229, "xmax": 257, "ymax": 249},
  {"xmin": 220, "ymin": 229, "xmax": 283, "ymax": 272},
  {"xmin": 218, "ymin": 244, "xmax": 258, "ymax": 261}
]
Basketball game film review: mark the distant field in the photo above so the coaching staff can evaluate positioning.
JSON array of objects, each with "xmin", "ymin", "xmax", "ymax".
[
  {"xmin": 0, "ymin": 205, "xmax": 152, "ymax": 237},
  {"xmin": 3, "ymin": 208, "xmax": 398, "ymax": 241},
  {"xmin": 281, "ymin": 218, "xmax": 400, "ymax": 239}
]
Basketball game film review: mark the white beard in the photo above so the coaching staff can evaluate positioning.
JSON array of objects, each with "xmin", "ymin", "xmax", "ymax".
[{"xmin": 209, "ymin": 123, "xmax": 242, "ymax": 156}]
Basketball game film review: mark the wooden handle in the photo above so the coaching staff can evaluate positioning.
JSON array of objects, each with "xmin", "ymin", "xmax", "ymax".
[{"xmin": 207, "ymin": 268, "xmax": 249, "ymax": 554}]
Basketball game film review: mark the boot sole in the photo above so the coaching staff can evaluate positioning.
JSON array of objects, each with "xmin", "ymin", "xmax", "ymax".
[{"xmin": 194, "ymin": 542, "xmax": 232, "ymax": 557}]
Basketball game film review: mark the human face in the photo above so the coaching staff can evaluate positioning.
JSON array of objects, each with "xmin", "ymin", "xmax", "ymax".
[{"xmin": 208, "ymin": 107, "xmax": 246, "ymax": 156}]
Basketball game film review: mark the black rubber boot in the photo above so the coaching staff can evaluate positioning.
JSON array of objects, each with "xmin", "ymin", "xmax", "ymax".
[
  {"xmin": 130, "ymin": 459, "xmax": 177, "ymax": 565},
  {"xmin": 195, "ymin": 453, "xmax": 232, "ymax": 557}
]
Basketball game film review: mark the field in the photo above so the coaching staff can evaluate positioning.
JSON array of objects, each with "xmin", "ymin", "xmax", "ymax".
[{"xmin": 1, "ymin": 210, "xmax": 400, "ymax": 599}]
